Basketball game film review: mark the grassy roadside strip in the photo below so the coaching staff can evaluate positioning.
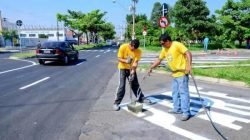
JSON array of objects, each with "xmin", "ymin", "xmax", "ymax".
[
  {"xmin": 138, "ymin": 64, "xmax": 250, "ymax": 86},
  {"xmin": 10, "ymin": 50, "xmax": 36, "ymax": 59},
  {"xmin": 74, "ymin": 43, "xmax": 107, "ymax": 51}
]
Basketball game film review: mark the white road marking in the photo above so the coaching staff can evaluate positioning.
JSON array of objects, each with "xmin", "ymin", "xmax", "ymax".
[
  {"xmin": 76, "ymin": 62, "xmax": 83, "ymax": 66},
  {"xmin": 121, "ymin": 85, "xmax": 250, "ymax": 139},
  {"xmin": 121, "ymin": 101, "xmax": 210, "ymax": 140},
  {"xmin": 198, "ymin": 112, "xmax": 250, "ymax": 130},
  {"xmin": 104, "ymin": 50, "xmax": 111, "ymax": 53},
  {"xmin": 19, "ymin": 77, "xmax": 50, "ymax": 90},
  {"xmin": 0, "ymin": 58, "xmax": 37, "ymax": 75},
  {"xmin": 96, "ymin": 55, "xmax": 100, "ymax": 58}
]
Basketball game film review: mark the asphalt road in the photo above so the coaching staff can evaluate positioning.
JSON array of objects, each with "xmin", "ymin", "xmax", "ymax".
[{"xmin": 0, "ymin": 46, "xmax": 117, "ymax": 140}]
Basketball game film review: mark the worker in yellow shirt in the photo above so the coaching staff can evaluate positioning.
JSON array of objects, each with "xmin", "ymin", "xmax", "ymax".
[
  {"xmin": 148, "ymin": 34, "xmax": 192, "ymax": 121},
  {"xmin": 113, "ymin": 39, "xmax": 147, "ymax": 111}
]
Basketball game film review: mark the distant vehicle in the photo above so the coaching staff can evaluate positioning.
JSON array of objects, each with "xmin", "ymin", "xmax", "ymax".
[{"xmin": 36, "ymin": 41, "xmax": 79, "ymax": 65}]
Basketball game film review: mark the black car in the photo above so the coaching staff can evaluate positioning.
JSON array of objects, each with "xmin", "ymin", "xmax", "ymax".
[{"xmin": 36, "ymin": 41, "xmax": 79, "ymax": 65}]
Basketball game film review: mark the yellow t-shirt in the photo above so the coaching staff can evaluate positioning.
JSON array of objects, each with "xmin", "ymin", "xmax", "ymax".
[
  {"xmin": 117, "ymin": 43, "xmax": 142, "ymax": 69},
  {"xmin": 159, "ymin": 41, "xmax": 188, "ymax": 77}
]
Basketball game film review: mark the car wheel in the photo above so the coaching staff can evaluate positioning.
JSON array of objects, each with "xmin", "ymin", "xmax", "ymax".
[
  {"xmin": 38, "ymin": 59, "xmax": 45, "ymax": 65},
  {"xmin": 63, "ymin": 56, "xmax": 69, "ymax": 64}
]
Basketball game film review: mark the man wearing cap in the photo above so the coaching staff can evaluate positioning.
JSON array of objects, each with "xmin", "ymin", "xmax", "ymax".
[
  {"xmin": 113, "ymin": 39, "xmax": 146, "ymax": 111},
  {"xmin": 147, "ymin": 34, "xmax": 192, "ymax": 121}
]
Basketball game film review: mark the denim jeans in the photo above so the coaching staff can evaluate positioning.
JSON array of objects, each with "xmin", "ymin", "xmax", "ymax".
[{"xmin": 172, "ymin": 74, "xmax": 190, "ymax": 116}]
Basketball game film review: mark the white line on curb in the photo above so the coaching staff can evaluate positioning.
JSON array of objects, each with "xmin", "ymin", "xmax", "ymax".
[
  {"xmin": 19, "ymin": 77, "xmax": 50, "ymax": 90},
  {"xmin": 96, "ymin": 55, "xmax": 100, "ymax": 58}
]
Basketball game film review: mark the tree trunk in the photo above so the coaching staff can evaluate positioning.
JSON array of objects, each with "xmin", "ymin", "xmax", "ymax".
[
  {"xmin": 86, "ymin": 32, "xmax": 89, "ymax": 44},
  {"xmin": 239, "ymin": 40, "xmax": 242, "ymax": 48}
]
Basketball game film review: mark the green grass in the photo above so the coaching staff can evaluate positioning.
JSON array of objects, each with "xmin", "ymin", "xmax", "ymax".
[
  {"xmin": 193, "ymin": 66, "xmax": 250, "ymax": 85},
  {"xmin": 74, "ymin": 43, "xmax": 107, "ymax": 51},
  {"xmin": 11, "ymin": 50, "xmax": 36, "ymax": 59},
  {"xmin": 139, "ymin": 64, "xmax": 250, "ymax": 86},
  {"xmin": 193, "ymin": 60, "xmax": 250, "ymax": 66},
  {"xmin": 141, "ymin": 45, "xmax": 162, "ymax": 52}
]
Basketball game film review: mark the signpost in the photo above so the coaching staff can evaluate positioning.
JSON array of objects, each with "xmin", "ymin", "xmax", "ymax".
[
  {"xmin": 16, "ymin": 20, "xmax": 22, "ymax": 52},
  {"xmin": 160, "ymin": 3, "xmax": 169, "ymax": 34},
  {"xmin": 159, "ymin": 17, "xmax": 169, "ymax": 28}
]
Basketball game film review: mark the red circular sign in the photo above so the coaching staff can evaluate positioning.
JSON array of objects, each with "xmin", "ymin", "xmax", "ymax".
[{"xmin": 159, "ymin": 17, "xmax": 169, "ymax": 28}]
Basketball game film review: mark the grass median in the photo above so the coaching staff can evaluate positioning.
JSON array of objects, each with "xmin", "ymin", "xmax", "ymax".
[
  {"xmin": 10, "ymin": 50, "xmax": 36, "ymax": 59},
  {"xmin": 139, "ymin": 64, "xmax": 250, "ymax": 86}
]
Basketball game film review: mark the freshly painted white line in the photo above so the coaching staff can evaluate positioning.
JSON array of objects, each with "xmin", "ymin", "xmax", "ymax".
[
  {"xmin": 121, "ymin": 86, "xmax": 250, "ymax": 138},
  {"xmin": 121, "ymin": 100, "xmax": 210, "ymax": 140},
  {"xmin": 96, "ymin": 55, "xmax": 100, "ymax": 58},
  {"xmin": 19, "ymin": 77, "xmax": 50, "ymax": 90},
  {"xmin": 144, "ymin": 108, "xmax": 210, "ymax": 140},
  {"xmin": 0, "ymin": 58, "xmax": 37, "ymax": 75},
  {"xmin": 198, "ymin": 111, "xmax": 250, "ymax": 130}
]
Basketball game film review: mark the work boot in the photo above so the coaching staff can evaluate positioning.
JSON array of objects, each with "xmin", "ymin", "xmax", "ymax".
[
  {"xmin": 113, "ymin": 104, "xmax": 120, "ymax": 111},
  {"xmin": 180, "ymin": 115, "xmax": 190, "ymax": 121},
  {"xmin": 168, "ymin": 109, "xmax": 182, "ymax": 114}
]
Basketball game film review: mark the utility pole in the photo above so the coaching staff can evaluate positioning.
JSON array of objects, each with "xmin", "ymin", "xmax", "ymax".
[
  {"xmin": 113, "ymin": 0, "xmax": 138, "ymax": 40},
  {"xmin": 131, "ymin": 0, "xmax": 138, "ymax": 40}
]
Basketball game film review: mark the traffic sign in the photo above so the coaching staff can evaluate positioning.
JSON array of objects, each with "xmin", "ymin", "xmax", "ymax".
[
  {"xmin": 143, "ymin": 31, "xmax": 147, "ymax": 36},
  {"xmin": 162, "ymin": 3, "xmax": 168, "ymax": 16},
  {"xmin": 16, "ymin": 20, "xmax": 23, "ymax": 27},
  {"xmin": 159, "ymin": 17, "xmax": 169, "ymax": 28}
]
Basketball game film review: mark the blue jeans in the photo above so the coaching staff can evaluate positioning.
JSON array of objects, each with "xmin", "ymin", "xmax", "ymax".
[
  {"xmin": 172, "ymin": 74, "xmax": 190, "ymax": 116},
  {"xmin": 204, "ymin": 43, "xmax": 208, "ymax": 52}
]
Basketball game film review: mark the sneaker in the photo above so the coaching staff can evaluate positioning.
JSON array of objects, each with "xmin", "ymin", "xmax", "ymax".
[
  {"xmin": 180, "ymin": 115, "xmax": 190, "ymax": 121},
  {"xmin": 138, "ymin": 98, "xmax": 151, "ymax": 104},
  {"xmin": 113, "ymin": 104, "xmax": 120, "ymax": 111},
  {"xmin": 168, "ymin": 109, "xmax": 182, "ymax": 114}
]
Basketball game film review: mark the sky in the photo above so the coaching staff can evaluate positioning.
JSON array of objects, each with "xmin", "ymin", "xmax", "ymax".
[{"xmin": 0, "ymin": 0, "xmax": 227, "ymax": 32}]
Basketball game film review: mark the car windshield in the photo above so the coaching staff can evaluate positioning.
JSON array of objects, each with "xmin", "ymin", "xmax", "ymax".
[{"xmin": 40, "ymin": 42, "xmax": 64, "ymax": 49}]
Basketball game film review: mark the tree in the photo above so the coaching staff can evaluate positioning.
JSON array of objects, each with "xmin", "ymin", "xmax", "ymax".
[
  {"xmin": 216, "ymin": 0, "xmax": 250, "ymax": 48},
  {"xmin": 126, "ymin": 14, "xmax": 148, "ymax": 39},
  {"xmin": 98, "ymin": 22, "xmax": 115, "ymax": 41},
  {"xmin": 172, "ymin": 0, "xmax": 210, "ymax": 41},
  {"xmin": 0, "ymin": 30, "xmax": 18, "ymax": 46},
  {"xmin": 150, "ymin": 2, "xmax": 162, "ymax": 28},
  {"xmin": 57, "ymin": 10, "xmax": 86, "ymax": 45},
  {"xmin": 57, "ymin": 10, "xmax": 112, "ymax": 44}
]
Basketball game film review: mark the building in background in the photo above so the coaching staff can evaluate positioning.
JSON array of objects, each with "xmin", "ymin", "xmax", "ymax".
[{"xmin": 0, "ymin": 10, "xmax": 89, "ymax": 47}]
